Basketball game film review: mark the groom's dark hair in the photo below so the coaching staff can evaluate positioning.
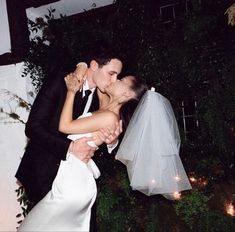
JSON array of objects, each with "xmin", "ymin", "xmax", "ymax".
[{"xmin": 85, "ymin": 42, "xmax": 124, "ymax": 67}]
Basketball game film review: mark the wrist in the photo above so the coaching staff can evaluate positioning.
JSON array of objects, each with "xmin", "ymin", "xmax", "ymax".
[{"xmin": 67, "ymin": 90, "xmax": 76, "ymax": 96}]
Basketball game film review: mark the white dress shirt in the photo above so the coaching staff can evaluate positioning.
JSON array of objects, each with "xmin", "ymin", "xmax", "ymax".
[{"xmin": 82, "ymin": 81, "xmax": 96, "ymax": 115}]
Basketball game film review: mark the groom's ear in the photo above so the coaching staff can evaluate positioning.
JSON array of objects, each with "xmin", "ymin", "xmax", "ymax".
[{"xmin": 90, "ymin": 60, "xmax": 99, "ymax": 71}]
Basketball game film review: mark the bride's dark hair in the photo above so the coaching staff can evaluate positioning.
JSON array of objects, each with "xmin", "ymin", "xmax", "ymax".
[{"xmin": 119, "ymin": 76, "xmax": 148, "ymax": 134}]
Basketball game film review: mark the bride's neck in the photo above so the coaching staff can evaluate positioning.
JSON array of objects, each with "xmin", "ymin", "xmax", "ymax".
[
  {"xmin": 105, "ymin": 102, "xmax": 121, "ymax": 115},
  {"xmin": 98, "ymin": 90, "xmax": 121, "ymax": 115},
  {"xmin": 97, "ymin": 89, "xmax": 110, "ymax": 108}
]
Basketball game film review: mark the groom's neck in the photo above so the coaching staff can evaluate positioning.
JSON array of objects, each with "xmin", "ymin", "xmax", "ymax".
[{"xmin": 86, "ymin": 69, "xmax": 96, "ymax": 89}]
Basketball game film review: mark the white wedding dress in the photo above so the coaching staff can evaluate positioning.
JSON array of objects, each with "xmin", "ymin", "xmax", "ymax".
[{"xmin": 18, "ymin": 113, "xmax": 100, "ymax": 232}]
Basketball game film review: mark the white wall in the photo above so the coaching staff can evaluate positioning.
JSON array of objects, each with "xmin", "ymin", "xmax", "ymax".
[
  {"xmin": 0, "ymin": 62, "xmax": 35, "ymax": 231},
  {"xmin": 0, "ymin": 1, "xmax": 114, "ymax": 230},
  {"xmin": 26, "ymin": 0, "xmax": 114, "ymax": 21},
  {"xmin": 0, "ymin": 0, "xmax": 11, "ymax": 55}
]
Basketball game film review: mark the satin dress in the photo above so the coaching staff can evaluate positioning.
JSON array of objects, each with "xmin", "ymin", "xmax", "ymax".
[{"xmin": 18, "ymin": 113, "xmax": 100, "ymax": 231}]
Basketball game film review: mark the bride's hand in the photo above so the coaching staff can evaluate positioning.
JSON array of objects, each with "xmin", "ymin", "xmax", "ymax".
[
  {"xmin": 74, "ymin": 62, "xmax": 88, "ymax": 83},
  {"xmin": 64, "ymin": 63, "xmax": 88, "ymax": 94},
  {"xmin": 64, "ymin": 73, "xmax": 83, "ymax": 94}
]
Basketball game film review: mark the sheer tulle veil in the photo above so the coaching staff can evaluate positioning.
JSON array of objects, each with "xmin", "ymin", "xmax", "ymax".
[{"xmin": 116, "ymin": 89, "xmax": 192, "ymax": 200}]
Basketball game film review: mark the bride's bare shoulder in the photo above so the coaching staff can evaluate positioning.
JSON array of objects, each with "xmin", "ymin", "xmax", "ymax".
[{"xmin": 93, "ymin": 110, "xmax": 119, "ymax": 125}]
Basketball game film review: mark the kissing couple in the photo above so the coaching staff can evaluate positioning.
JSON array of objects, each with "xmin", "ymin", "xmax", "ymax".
[{"xmin": 16, "ymin": 50, "xmax": 191, "ymax": 231}]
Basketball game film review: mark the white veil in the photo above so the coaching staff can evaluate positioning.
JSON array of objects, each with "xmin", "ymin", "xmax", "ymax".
[{"xmin": 115, "ymin": 90, "xmax": 192, "ymax": 200}]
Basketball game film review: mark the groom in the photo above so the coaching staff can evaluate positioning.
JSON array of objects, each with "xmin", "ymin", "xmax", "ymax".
[{"xmin": 15, "ymin": 48, "xmax": 123, "ymax": 231}]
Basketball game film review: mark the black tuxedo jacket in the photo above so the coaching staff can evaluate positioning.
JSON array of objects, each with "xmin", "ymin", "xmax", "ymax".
[{"xmin": 15, "ymin": 73, "xmax": 100, "ymax": 203}]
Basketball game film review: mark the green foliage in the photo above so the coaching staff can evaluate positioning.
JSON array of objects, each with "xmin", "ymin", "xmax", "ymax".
[
  {"xmin": 0, "ymin": 89, "xmax": 32, "ymax": 124},
  {"xmin": 96, "ymin": 157, "xmax": 137, "ymax": 231},
  {"xmin": 199, "ymin": 210, "xmax": 234, "ymax": 232},
  {"xmin": 174, "ymin": 190, "xmax": 234, "ymax": 232},
  {"xmin": 15, "ymin": 186, "xmax": 34, "ymax": 226},
  {"xmin": 146, "ymin": 203, "xmax": 159, "ymax": 232},
  {"xmin": 174, "ymin": 190, "xmax": 209, "ymax": 230}
]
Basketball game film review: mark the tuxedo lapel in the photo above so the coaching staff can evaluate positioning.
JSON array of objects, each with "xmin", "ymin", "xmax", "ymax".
[
  {"xmin": 73, "ymin": 88, "xmax": 99, "ymax": 118},
  {"xmin": 73, "ymin": 91, "xmax": 83, "ymax": 118},
  {"xmin": 88, "ymin": 89, "xmax": 99, "ymax": 113}
]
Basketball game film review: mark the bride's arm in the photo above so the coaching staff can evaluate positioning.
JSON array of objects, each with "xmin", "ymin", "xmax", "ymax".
[
  {"xmin": 59, "ymin": 89, "xmax": 118, "ymax": 134},
  {"xmin": 59, "ymin": 107, "xmax": 118, "ymax": 134},
  {"xmin": 59, "ymin": 73, "xmax": 118, "ymax": 134}
]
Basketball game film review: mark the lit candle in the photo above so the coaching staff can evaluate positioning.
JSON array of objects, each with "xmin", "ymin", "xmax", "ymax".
[
  {"xmin": 226, "ymin": 203, "xmax": 235, "ymax": 216},
  {"xmin": 189, "ymin": 176, "xmax": 197, "ymax": 182},
  {"xmin": 202, "ymin": 180, "xmax": 208, "ymax": 186},
  {"xmin": 173, "ymin": 191, "xmax": 181, "ymax": 200}
]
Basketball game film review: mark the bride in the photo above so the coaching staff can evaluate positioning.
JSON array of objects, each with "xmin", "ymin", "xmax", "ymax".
[{"xmin": 18, "ymin": 64, "xmax": 148, "ymax": 231}]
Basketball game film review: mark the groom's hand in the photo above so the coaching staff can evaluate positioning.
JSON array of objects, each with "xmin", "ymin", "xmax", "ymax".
[{"xmin": 69, "ymin": 137, "xmax": 96, "ymax": 163}]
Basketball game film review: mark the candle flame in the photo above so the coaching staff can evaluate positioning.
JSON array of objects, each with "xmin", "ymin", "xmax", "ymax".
[
  {"xmin": 225, "ymin": 203, "xmax": 235, "ymax": 216},
  {"xmin": 173, "ymin": 192, "xmax": 181, "ymax": 200},
  {"xmin": 189, "ymin": 176, "xmax": 197, "ymax": 182}
]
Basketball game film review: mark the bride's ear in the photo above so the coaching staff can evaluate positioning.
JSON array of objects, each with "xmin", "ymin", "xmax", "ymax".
[
  {"xmin": 119, "ymin": 91, "xmax": 135, "ymax": 103},
  {"xmin": 126, "ymin": 90, "xmax": 136, "ymax": 100}
]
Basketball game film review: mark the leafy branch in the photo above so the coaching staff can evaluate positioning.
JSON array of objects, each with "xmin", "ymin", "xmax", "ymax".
[{"xmin": 0, "ymin": 89, "xmax": 31, "ymax": 124}]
